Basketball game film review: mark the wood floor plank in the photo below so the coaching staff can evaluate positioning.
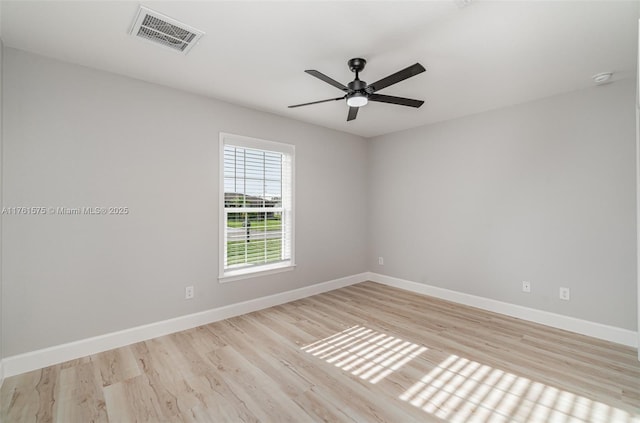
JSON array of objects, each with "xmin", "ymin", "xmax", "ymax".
[
  {"xmin": 91, "ymin": 347, "xmax": 141, "ymax": 388},
  {"xmin": 207, "ymin": 345, "xmax": 311, "ymax": 422},
  {"xmin": 194, "ymin": 371, "xmax": 261, "ymax": 422},
  {"xmin": 131, "ymin": 339, "xmax": 195, "ymax": 420},
  {"xmin": 1, "ymin": 370, "xmax": 42, "ymax": 422},
  {"xmin": 34, "ymin": 366, "xmax": 59, "ymax": 422},
  {"xmin": 103, "ymin": 373, "xmax": 165, "ymax": 422},
  {"xmin": 292, "ymin": 386, "xmax": 361, "ymax": 423},
  {"xmin": 2, "ymin": 281, "xmax": 638, "ymax": 422},
  {"xmin": 216, "ymin": 318, "xmax": 315, "ymax": 398},
  {"xmin": 54, "ymin": 362, "xmax": 108, "ymax": 422}
]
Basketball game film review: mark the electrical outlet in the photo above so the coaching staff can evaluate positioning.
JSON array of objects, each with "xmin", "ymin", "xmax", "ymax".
[
  {"xmin": 559, "ymin": 287, "xmax": 570, "ymax": 301},
  {"xmin": 185, "ymin": 286, "xmax": 194, "ymax": 300},
  {"xmin": 522, "ymin": 281, "xmax": 531, "ymax": 293},
  {"xmin": 378, "ymin": 257, "xmax": 384, "ymax": 265}
]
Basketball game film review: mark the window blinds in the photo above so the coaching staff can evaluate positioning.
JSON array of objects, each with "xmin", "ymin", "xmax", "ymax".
[{"xmin": 222, "ymin": 141, "xmax": 293, "ymax": 274}]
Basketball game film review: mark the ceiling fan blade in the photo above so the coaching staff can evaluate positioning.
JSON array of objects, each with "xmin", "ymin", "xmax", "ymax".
[
  {"xmin": 368, "ymin": 63, "xmax": 426, "ymax": 93},
  {"xmin": 305, "ymin": 70, "xmax": 348, "ymax": 91},
  {"xmin": 288, "ymin": 96, "xmax": 345, "ymax": 108},
  {"xmin": 369, "ymin": 94, "xmax": 424, "ymax": 108},
  {"xmin": 347, "ymin": 106, "xmax": 359, "ymax": 121}
]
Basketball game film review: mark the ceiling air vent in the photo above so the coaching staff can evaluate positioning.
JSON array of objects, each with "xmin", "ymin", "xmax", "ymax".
[{"xmin": 130, "ymin": 6, "xmax": 204, "ymax": 54}]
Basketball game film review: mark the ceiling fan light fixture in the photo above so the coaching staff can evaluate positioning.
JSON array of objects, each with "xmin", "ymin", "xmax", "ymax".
[{"xmin": 347, "ymin": 93, "xmax": 368, "ymax": 107}]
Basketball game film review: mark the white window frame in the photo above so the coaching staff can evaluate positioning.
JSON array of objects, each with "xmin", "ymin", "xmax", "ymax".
[{"xmin": 218, "ymin": 132, "xmax": 295, "ymax": 282}]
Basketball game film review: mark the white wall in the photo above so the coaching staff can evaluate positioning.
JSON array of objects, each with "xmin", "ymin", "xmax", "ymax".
[
  {"xmin": 368, "ymin": 79, "xmax": 637, "ymax": 331},
  {"xmin": 1, "ymin": 48, "xmax": 368, "ymax": 356}
]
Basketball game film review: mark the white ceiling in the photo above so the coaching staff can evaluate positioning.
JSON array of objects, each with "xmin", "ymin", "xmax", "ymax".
[{"xmin": 2, "ymin": 1, "xmax": 638, "ymax": 138}]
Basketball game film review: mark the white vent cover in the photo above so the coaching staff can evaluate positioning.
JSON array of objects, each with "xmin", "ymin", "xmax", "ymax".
[{"xmin": 130, "ymin": 6, "xmax": 204, "ymax": 54}]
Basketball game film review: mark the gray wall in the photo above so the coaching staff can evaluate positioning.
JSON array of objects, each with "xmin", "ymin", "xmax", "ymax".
[
  {"xmin": 2, "ymin": 46, "xmax": 637, "ymax": 358},
  {"xmin": 2, "ymin": 48, "xmax": 368, "ymax": 356},
  {"xmin": 368, "ymin": 78, "xmax": 637, "ymax": 330},
  {"xmin": 0, "ymin": 39, "xmax": 4, "ymax": 364}
]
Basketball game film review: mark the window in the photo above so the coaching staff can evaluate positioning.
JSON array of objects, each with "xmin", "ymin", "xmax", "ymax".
[{"xmin": 219, "ymin": 133, "xmax": 294, "ymax": 281}]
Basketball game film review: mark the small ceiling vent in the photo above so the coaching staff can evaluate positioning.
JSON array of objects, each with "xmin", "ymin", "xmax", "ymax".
[{"xmin": 130, "ymin": 6, "xmax": 204, "ymax": 54}]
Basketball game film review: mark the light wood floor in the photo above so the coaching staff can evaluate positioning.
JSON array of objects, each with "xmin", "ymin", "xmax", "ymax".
[{"xmin": 2, "ymin": 281, "xmax": 639, "ymax": 422}]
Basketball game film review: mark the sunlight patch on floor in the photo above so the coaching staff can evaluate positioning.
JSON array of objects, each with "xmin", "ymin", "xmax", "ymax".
[
  {"xmin": 399, "ymin": 354, "xmax": 640, "ymax": 423},
  {"xmin": 301, "ymin": 325, "xmax": 427, "ymax": 384}
]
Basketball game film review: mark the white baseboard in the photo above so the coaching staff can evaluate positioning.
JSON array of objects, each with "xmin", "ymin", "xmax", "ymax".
[
  {"xmin": 2, "ymin": 273, "xmax": 367, "ymax": 378},
  {"xmin": 367, "ymin": 272, "xmax": 638, "ymax": 348},
  {"xmin": 3, "ymin": 271, "xmax": 636, "ymax": 379}
]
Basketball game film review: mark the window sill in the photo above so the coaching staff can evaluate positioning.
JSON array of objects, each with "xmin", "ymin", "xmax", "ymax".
[{"xmin": 218, "ymin": 262, "xmax": 296, "ymax": 283}]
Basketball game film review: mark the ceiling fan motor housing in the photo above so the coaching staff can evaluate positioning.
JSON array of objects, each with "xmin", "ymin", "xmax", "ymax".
[
  {"xmin": 348, "ymin": 58, "xmax": 367, "ymax": 73},
  {"xmin": 348, "ymin": 79, "xmax": 367, "ymax": 91}
]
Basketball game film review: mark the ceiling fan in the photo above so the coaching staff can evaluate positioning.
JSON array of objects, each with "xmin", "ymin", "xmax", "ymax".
[{"xmin": 289, "ymin": 58, "xmax": 426, "ymax": 122}]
